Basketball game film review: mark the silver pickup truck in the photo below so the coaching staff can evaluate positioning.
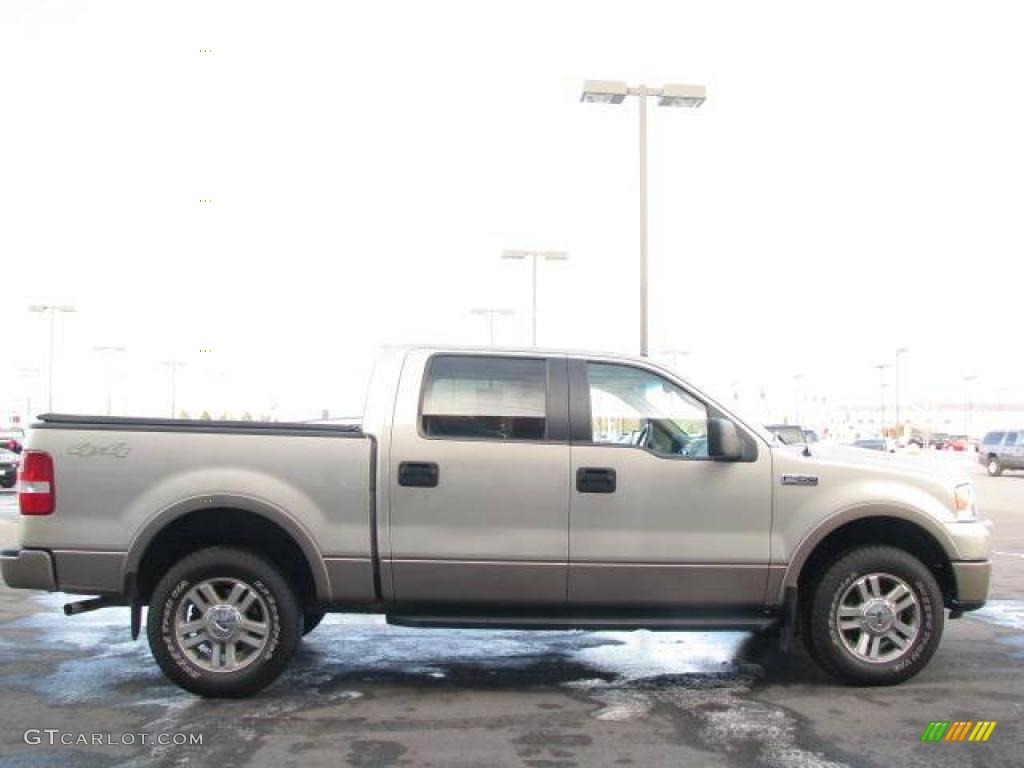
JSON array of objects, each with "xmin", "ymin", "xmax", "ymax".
[{"xmin": 2, "ymin": 346, "xmax": 991, "ymax": 697}]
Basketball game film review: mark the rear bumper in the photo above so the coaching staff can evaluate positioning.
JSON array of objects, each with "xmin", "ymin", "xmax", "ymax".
[
  {"xmin": 0, "ymin": 548, "xmax": 57, "ymax": 591},
  {"xmin": 951, "ymin": 560, "xmax": 991, "ymax": 611}
]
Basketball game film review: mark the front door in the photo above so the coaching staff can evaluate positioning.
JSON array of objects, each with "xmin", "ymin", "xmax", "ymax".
[
  {"xmin": 568, "ymin": 359, "xmax": 773, "ymax": 607},
  {"xmin": 388, "ymin": 351, "xmax": 570, "ymax": 604}
]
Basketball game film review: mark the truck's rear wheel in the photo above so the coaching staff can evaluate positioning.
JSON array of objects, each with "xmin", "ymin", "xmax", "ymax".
[
  {"xmin": 146, "ymin": 546, "xmax": 301, "ymax": 697},
  {"xmin": 804, "ymin": 546, "xmax": 943, "ymax": 685}
]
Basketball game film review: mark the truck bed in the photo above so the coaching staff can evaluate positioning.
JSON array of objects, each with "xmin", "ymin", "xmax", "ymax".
[{"xmin": 20, "ymin": 413, "xmax": 377, "ymax": 602}]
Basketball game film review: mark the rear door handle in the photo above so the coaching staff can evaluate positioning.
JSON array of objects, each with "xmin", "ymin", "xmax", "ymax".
[
  {"xmin": 398, "ymin": 461, "xmax": 439, "ymax": 488},
  {"xmin": 576, "ymin": 467, "xmax": 616, "ymax": 494}
]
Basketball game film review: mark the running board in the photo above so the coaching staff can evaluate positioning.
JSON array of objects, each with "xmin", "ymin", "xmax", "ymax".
[{"xmin": 386, "ymin": 613, "xmax": 779, "ymax": 632}]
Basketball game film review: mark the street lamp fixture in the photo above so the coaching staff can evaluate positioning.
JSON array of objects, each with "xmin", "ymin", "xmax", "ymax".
[
  {"xmin": 501, "ymin": 249, "xmax": 568, "ymax": 346},
  {"xmin": 581, "ymin": 79, "xmax": 706, "ymax": 357}
]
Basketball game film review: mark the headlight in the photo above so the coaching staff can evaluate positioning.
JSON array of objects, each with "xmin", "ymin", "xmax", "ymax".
[{"xmin": 953, "ymin": 483, "xmax": 976, "ymax": 521}]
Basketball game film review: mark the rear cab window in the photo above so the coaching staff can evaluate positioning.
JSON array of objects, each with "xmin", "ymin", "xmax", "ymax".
[{"xmin": 420, "ymin": 355, "xmax": 548, "ymax": 440}]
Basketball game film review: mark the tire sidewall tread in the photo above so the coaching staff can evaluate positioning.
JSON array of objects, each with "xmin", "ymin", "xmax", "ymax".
[
  {"xmin": 146, "ymin": 546, "xmax": 302, "ymax": 698},
  {"xmin": 806, "ymin": 545, "xmax": 944, "ymax": 686}
]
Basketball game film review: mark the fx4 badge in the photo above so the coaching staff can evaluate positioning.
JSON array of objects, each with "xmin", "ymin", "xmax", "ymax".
[
  {"xmin": 782, "ymin": 474, "xmax": 818, "ymax": 486},
  {"xmin": 67, "ymin": 441, "xmax": 131, "ymax": 458}
]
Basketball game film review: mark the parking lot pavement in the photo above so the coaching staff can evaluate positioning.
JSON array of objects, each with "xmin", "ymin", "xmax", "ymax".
[{"xmin": 0, "ymin": 469, "xmax": 1021, "ymax": 768}]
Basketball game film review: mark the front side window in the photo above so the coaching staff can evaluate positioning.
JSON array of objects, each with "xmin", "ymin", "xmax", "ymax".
[
  {"xmin": 587, "ymin": 362, "xmax": 708, "ymax": 458},
  {"xmin": 421, "ymin": 356, "xmax": 547, "ymax": 440},
  {"xmin": 985, "ymin": 431, "xmax": 1006, "ymax": 445},
  {"xmin": 1004, "ymin": 432, "xmax": 1018, "ymax": 447}
]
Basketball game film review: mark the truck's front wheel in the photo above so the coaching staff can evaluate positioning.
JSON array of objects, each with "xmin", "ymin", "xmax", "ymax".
[
  {"xmin": 146, "ymin": 546, "xmax": 302, "ymax": 697},
  {"xmin": 805, "ymin": 546, "xmax": 944, "ymax": 685}
]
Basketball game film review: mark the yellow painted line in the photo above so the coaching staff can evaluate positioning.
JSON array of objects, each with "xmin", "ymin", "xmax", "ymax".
[{"xmin": 981, "ymin": 721, "xmax": 997, "ymax": 741}]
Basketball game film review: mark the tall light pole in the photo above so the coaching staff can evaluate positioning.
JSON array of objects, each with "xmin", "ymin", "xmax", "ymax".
[
  {"xmin": 581, "ymin": 80, "xmax": 706, "ymax": 357},
  {"xmin": 469, "ymin": 308, "xmax": 514, "ymax": 346},
  {"xmin": 28, "ymin": 304, "xmax": 77, "ymax": 412},
  {"xmin": 93, "ymin": 346, "xmax": 126, "ymax": 415},
  {"xmin": 874, "ymin": 364, "xmax": 891, "ymax": 435},
  {"xmin": 501, "ymin": 249, "xmax": 568, "ymax": 346},
  {"xmin": 162, "ymin": 360, "xmax": 186, "ymax": 418},
  {"xmin": 894, "ymin": 347, "xmax": 908, "ymax": 435}
]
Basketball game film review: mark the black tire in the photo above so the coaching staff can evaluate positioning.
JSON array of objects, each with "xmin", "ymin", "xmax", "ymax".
[
  {"xmin": 986, "ymin": 455, "xmax": 1003, "ymax": 477},
  {"xmin": 146, "ymin": 546, "xmax": 302, "ymax": 698},
  {"xmin": 302, "ymin": 610, "xmax": 326, "ymax": 636},
  {"xmin": 804, "ymin": 545, "xmax": 944, "ymax": 686},
  {"xmin": 0, "ymin": 479, "xmax": 15, "ymax": 489}
]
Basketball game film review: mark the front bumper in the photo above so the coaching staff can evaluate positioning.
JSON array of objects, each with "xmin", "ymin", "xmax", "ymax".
[
  {"xmin": 0, "ymin": 548, "xmax": 57, "ymax": 591},
  {"xmin": 951, "ymin": 560, "xmax": 991, "ymax": 611}
]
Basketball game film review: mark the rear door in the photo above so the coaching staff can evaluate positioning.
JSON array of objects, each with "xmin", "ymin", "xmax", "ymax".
[{"xmin": 387, "ymin": 350, "xmax": 570, "ymax": 604}]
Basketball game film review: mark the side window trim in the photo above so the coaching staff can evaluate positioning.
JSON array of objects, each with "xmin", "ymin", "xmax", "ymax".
[{"xmin": 416, "ymin": 354, "xmax": 569, "ymax": 444}]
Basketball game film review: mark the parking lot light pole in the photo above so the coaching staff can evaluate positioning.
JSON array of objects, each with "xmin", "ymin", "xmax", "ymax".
[
  {"xmin": 470, "ymin": 308, "xmax": 514, "ymax": 346},
  {"xmin": 28, "ymin": 304, "xmax": 77, "ymax": 412},
  {"xmin": 93, "ymin": 346, "xmax": 126, "ymax": 415},
  {"xmin": 501, "ymin": 249, "xmax": 569, "ymax": 346},
  {"xmin": 162, "ymin": 360, "xmax": 186, "ymax": 418},
  {"xmin": 581, "ymin": 80, "xmax": 706, "ymax": 357}
]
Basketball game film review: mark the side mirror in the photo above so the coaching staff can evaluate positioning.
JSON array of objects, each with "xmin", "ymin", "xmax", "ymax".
[{"xmin": 707, "ymin": 418, "xmax": 743, "ymax": 461}]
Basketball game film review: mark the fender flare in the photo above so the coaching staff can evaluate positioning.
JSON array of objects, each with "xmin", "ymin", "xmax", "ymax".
[
  {"xmin": 122, "ymin": 493, "xmax": 331, "ymax": 601},
  {"xmin": 776, "ymin": 503, "xmax": 959, "ymax": 604}
]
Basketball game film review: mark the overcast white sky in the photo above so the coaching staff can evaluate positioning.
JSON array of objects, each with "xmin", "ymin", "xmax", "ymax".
[{"xmin": 3, "ymin": 0, "xmax": 1023, "ymax": 421}]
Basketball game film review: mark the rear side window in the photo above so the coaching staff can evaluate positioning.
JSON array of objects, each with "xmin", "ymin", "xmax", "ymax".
[
  {"xmin": 984, "ymin": 432, "xmax": 1005, "ymax": 445},
  {"xmin": 421, "ymin": 356, "xmax": 547, "ymax": 440},
  {"xmin": 1005, "ymin": 432, "xmax": 1018, "ymax": 447}
]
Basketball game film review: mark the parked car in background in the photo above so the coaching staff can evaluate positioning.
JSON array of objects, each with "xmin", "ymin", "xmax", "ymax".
[
  {"xmin": 765, "ymin": 424, "xmax": 808, "ymax": 445},
  {"xmin": 0, "ymin": 448, "xmax": 19, "ymax": 489},
  {"xmin": 946, "ymin": 435, "xmax": 969, "ymax": 452},
  {"xmin": 929, "ymin": 433, "xmax": 950, "ymax": 450},
  {"xmin": 979, "ymin": 430, "xmax": 1024, "ymax": 476},
  {"xmin": 1, "ymin": 429, "xmax": 24, "ymax": 454}
]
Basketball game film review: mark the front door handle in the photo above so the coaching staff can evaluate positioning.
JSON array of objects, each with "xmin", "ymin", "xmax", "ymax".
[
  {"xmin": 399, "ymin": 461, "xmax": 439, "ymax": 488},
  {"xmin": 576, "ymin": 467, "xmax": 616, "ymax": 493}
]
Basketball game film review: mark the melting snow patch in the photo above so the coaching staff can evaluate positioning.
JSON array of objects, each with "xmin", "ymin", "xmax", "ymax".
[{"xmin": 967, "ymin": 599, "xmax": 1024, "ymax": 631}]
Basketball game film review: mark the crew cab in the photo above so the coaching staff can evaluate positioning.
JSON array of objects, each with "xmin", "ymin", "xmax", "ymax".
[{"xmin": 1, "ymin": 346, "xmax": 991, "ymax": 697}]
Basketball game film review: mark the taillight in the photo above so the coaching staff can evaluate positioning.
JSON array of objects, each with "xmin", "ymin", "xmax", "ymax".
[{"xmin": 19, "ymin": 451, "xmax": 55, "ymax": 515}]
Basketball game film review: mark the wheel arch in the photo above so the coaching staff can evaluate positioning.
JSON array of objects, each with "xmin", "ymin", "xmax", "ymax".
[
  {"xmin": 125, "ymin": 493, "xmax": 330, "ymax": 605},
  {"xmin": 781, "ymin": 507, "xmax": 959, "ymax": 608}
]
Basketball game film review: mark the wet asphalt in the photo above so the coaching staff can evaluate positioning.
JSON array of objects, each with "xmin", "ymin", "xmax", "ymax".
[{"xmin": 0, "ymin": 453, "xmax": 1021, "ymax": 767}]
